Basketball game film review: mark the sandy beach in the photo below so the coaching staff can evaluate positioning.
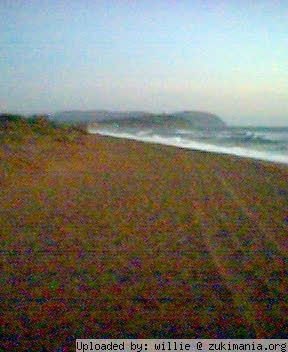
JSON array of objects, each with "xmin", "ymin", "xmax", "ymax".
[{"xmin": 1, "ymin": 132, "xmax": 287, "ymax": 349}]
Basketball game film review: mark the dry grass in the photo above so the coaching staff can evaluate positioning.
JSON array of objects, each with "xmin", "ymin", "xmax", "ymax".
[{"xmin": 0, "ymin": 131, "xmax": 287, "ymax": 350}]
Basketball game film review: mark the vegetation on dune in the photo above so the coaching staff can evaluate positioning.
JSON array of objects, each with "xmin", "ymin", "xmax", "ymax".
[{"xmin": 0, "ymin": 113, "xmax": 87, "ymax": 144}]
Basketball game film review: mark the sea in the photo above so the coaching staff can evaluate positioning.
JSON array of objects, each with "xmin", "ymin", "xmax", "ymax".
[{"xmin": 88, "ymin": 126, "xmax": 288, "ymax": 165}]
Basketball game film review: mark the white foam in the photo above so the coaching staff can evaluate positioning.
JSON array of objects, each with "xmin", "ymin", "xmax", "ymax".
[{"xmin": 88, "ymin": 128, "xmax": 288, "ymax": 165}]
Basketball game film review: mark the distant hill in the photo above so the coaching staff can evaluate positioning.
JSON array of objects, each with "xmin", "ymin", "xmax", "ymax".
[
  {"xmin": 52, "ymin": 110, "xmax": 153, "ymax": 122},
  {"xmin": 170, "ymin": 111, "xmax": 226, "ymax": 128},
  {"xmin": 52, "ymin": 110, "xmax": 227, "ymax": 130}
]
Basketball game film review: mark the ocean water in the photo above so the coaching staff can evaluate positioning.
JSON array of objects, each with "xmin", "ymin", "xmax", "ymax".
[{"xmin": 88, "ymin": 126, "xmax": 288, "ymax": 165}]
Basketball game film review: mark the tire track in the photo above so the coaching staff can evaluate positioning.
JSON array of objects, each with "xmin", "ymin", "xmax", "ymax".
[
  {"xmin": 217, "ymin": 160, "xmax": 288, "ymax": 245},
  {"xmin": 186, "ymin": 158, "xmax": 259, "ymax": 335},
  {"xmin": 217, "ymin": 174, "xmax": 286, "ymax": 254},
  {"xmin": 199, "ymin": 157, "xmax": 285, "ymax": 260},
  {"xmin": 194, "ymin": 160, "xmax": 286, "ymax": 301},
  {"xmin": 211, "ymin": 158, "xmax": 287, "ymax": 256},
  {"xmin": 191, "ymin": 156, "xmax": 287, "ymax": 336}
]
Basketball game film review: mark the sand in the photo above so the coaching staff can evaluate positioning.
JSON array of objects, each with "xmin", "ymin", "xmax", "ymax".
[{"xmin": 0, "ymin": 133, "xmax": 287, "ymax": 350}]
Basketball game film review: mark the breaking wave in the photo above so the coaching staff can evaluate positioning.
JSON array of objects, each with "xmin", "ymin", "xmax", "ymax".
[{"xmin": 88, "ymin": 128, "xmax": 288, "ymax": 165}]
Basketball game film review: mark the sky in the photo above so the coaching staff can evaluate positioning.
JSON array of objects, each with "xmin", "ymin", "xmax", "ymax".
[{"xmin": 0, "ymin": 0, "xmax": 287, "ymax": 126}]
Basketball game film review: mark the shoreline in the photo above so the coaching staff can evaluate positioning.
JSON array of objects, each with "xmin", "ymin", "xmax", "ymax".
[{"xmin": 90, "ymin": 130, "xmax": 288, "ymax": 169}]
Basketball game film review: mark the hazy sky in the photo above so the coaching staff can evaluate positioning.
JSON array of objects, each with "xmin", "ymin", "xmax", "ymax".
[{"xmin": 1, "ymin": 0, "xmax": 287, "ymax": 125}]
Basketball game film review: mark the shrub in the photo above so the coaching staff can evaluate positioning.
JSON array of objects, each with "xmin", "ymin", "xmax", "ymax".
[{"xmin": 0, "ymin": 114, "xmax": 23, "ymax": 128}]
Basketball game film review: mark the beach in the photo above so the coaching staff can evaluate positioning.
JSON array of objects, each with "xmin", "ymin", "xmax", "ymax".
[{"xmin": 1, "ymin": 133, "xmax": 287, "ymax": 350}]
